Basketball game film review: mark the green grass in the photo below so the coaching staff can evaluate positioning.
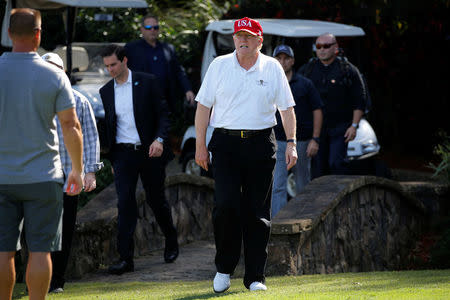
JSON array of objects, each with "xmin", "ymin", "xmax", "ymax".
[{"xmin": 12, "ymin": 270, "xmax": 450, "ymax": 299}]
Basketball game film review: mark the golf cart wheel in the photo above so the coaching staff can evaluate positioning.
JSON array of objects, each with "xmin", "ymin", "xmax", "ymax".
[
  {"xmin": 182, "ymin": 153, "xmax": 202, "ymax": 176},
  {"xmin": 287, "ymin": 171, "xmax": 297, "ymax": 198}
]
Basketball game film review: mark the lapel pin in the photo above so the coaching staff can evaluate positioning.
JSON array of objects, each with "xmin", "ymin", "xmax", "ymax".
[{"xmin": 134, "ymin": 81, "xmax": 139, "ymax": 86}]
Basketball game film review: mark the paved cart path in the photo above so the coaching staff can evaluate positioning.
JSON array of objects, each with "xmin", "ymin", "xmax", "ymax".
[{"xmin": 79, "ymin": 240, "xmax": 217, "ymax": 283}]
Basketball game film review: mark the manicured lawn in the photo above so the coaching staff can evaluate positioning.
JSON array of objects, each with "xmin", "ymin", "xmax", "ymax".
[{"xmin": 12, "ymin": 269, "xmax": 450, "ymax": 299}]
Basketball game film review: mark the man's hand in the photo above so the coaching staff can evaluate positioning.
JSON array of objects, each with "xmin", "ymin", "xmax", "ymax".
[
  {"xmin": 66, "ymin": 170, "xmax": 83, "ymax": 196},
  {"xmin": 149, "ymin": 140, "xmax": 164, "ymax": 157},
  {"xmin": 344, "ymin": 126, "xmax": 357, "ymax": 143},
  {"xmin": 306, "ymin": 139, "xmax": 319, "ymax": 157},
  {"xmin": 285, "ymin": 143, "xmax": 298, "ymax": 170},
  {"xmin": 186, "ymin": 91, "xmax": 196, "ymax": 105},
  {"xmin": 83, "ymin": 172, "xmax": 96, "ymax": 192},
  {"xmin": 195, "ymin": 144, "xmax": 210, "ymax": 171}
]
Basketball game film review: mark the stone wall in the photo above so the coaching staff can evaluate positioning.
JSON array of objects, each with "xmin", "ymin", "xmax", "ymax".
[
  {"xmin": 66, "ymin": 174, "xmax": 214, "ymax": 279},
  {"xmin": 267, "ymin": 175, "xmax": 429, "ymax": 275},
  {"xmin": 66, "ymin": 173, "xmax": 447, "ymax": 279}
]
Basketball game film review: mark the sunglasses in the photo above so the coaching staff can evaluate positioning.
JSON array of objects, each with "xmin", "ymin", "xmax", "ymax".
[
  {"xmin": 143, "ymin": 25, "xmax": 160, "ymax": 30},
  {"xmin": 315, "ymin": 42, "xmax": 336, "ymax": 49}
]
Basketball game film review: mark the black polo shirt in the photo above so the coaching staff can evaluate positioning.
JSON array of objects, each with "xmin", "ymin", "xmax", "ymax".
[
  {"xmin": 125, "ymin": 40, "xmax": 170, "ymax": 93},
  {"xmin": 274, "ymin": 72, "xmax": 323, "ymax": 141},
  {"xmin": 307, "ymin": 58, "xmax": 365, "ymax": 128}
]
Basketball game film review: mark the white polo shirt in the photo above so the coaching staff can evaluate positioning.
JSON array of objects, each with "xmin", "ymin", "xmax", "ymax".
[
  {"xmin": 196, "ymin": 50, "xmax": 294, "ymax": 130},
  {"xmin": 114, "ymin": 69, "xmax": 141, "ymax": 144}
]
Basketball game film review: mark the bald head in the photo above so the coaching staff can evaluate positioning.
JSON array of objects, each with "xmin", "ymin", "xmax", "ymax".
[
  {"xmin": 316, "ymin": 33, "xmax": 337, "ymax": 44},
  {"xmin": 315, "ymin": 33, "xmax": 339, "ymax": 65},
  {"xmin": 9, "ymin": 8, "xmax": 41, "ymax": 37}
]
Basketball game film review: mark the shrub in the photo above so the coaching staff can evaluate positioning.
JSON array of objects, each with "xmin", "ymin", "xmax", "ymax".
[{"xmin": 428, "ymin": 130, "xmax": 450, "ymax": 184}]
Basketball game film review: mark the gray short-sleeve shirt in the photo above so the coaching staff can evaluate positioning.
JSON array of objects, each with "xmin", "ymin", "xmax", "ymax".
[{"xmin": 0, "ymin": 52, "xmax": 75, "ymax": 184}]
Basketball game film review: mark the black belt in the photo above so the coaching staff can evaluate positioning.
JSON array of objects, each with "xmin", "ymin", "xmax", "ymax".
[
  {"xmin": 116, "ymin": 143, "xmax": 143, "ymax": 151},
  {"xmin": 215, "ymin": 128, "xmax": 271, "ymax": 138}
]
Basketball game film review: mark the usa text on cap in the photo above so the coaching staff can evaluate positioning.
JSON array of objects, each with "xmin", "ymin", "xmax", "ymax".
[{"xmin": 234, "ymin": 17, "xmax": 263, "ymax": 37}]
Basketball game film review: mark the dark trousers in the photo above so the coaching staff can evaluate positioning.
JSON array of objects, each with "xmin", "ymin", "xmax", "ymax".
[
  {"xmin": 312, "ymin": 124, "xmax": 349, "ymax": 179},
  {"xmin": 51, "ymin": 193, "xmax": 78, "ymax": 289},
  {"xmin": 111, "ymin": 145, "xmax": 177, "ymax": 262},
  {"xmin": 208, "ymin": 129, "xmax": 276, "ymax": 289}
]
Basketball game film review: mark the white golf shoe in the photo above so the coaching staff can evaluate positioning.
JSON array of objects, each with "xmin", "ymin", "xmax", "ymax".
[
  {"xmin": 213, "ymin": 272, "xmax": 230, "ymax": 293},
  {"xmin": 249, "ymin": 281, "xmax": 267, "ymax": 291}
]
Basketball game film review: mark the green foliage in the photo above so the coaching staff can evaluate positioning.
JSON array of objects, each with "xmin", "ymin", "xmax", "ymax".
[
  {"xmin": 428, "ymin": 130, "xmax": 450, "ymax": 183},
  {"xmin": 155, "ymin": 0, "xmax": 230, "ymax": 65},
  {"xmin": 74, "ymin": 1, "xmax": 230, "ymax": 66},
  {"xmin": 12, "ymin": 270, "xmax": 450, "ymax": 299},
  {"xmin": 78, "ymin": 158, "xmax": 113, "ymax": 210},
  {"xmin": 74, "ymin": 7, "xmax": 142, "ymax": 43}
]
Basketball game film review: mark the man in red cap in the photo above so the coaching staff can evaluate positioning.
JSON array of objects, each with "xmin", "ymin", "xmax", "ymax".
[{"xmin": 195, "ymin": 17, "xmax": 297, "ymax": 292}]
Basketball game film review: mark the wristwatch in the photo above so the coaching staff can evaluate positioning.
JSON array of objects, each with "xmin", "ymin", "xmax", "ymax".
[
  {"xmin": 286, "ymin": 139, "xmax": 297, "ymax": 146},
  {"xmin": 155, "ymin": 137, "xmax": 164, "ymax": 143},
  {"xmin": 312, "ymin": 137, "xmax": 320, "ymax": 144},
  {"xmin": 351, "ymin": 123, "xmax": 359, "ymax": 129}
]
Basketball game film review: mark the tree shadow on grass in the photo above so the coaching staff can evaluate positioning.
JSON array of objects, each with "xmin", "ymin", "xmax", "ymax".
[
  {"xmin": 175, "ymin": 291, "xmax": 241, "ymax": 300},
  {"xmin": 12, "ymin": 283, "xmax": 26, "ymax": 300}
]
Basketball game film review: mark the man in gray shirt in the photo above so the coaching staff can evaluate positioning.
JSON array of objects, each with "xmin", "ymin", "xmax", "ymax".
[{"xmin": 0, "ymin": 8, "xmax": 83, "ymax": 300}]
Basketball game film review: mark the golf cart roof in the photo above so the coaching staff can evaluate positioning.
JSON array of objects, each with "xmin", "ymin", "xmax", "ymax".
[
  {"xmin": 1, "ymin": 0, "xmax": 147, "ymax": 46},
  {"xmin": 8, "ymin": 0, "xmax": 147, "ymax": 8},
  {"xmin": 206, "ymin": 19, "xmax": 365, "ymax": 37}
]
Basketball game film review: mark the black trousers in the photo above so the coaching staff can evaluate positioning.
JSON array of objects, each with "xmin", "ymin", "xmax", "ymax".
[
  {"xmin": 208, "ymin": 129, "xmax": 276, "ymax": 289},
  {"xmin": 50, "ymin": 193, "xmax": 78, "ymax": 289},
  {"xmin": 111, "ymin": 145, "xmax": 177, "ymax": 262}
]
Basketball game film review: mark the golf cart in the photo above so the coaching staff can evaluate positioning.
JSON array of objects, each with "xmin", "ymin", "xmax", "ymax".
[
  {"xmin": 1, "ymin": 0, "xmax": 148, "ymax": 121},
  {"xmin": 180, "ymin": 19, "xmax": 381, "ymax": 196}
]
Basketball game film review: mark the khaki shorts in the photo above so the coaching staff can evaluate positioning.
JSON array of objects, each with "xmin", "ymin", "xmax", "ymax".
[{"xmin": 0, "ymin": 182, "xmax": 63, "ymax": 252}]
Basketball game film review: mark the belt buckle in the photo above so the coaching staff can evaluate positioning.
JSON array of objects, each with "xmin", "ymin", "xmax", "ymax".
[
  {"xmin": 134, "ymin": 143, "xmax": 140, "ymax": 150},
  {"xmin": 240, "ymin": 130, "xmax": 247, "ymax": 139}
]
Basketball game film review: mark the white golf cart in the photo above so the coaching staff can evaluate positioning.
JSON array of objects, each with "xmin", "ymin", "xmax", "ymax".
[
  {"xmin": 1, "ymin": 0, "xmax": 147, "ymax": 121},
  {"xmin": 180, "ymin": 19, "xmax": 381, "ymax": 197}
]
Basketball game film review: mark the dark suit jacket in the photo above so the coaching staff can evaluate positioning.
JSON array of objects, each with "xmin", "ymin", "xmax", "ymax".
[{"xmin": 99, "ymin": 71, "xmax": 171, "ymax": 161}]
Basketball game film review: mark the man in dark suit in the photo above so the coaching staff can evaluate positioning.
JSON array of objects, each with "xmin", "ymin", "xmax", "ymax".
[{"xmin": 99, "ymin": 44, "xmax": 178, "ymax": 275}]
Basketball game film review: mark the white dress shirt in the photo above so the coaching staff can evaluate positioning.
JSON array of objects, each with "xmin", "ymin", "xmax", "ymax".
[
  {"xmin": 195, "ymin": 50, "xmax": 295, "ymax": 130},
  {"xmin": 114, "ymin": 69, "xmax": 141, "ymax": 144}
]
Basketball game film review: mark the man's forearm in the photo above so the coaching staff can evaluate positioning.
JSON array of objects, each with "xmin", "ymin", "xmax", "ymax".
[
  {"xmin": 352, "ymin": 109, "xmax": 364, "ymax": 125},
  {"xmin": 82, "ymin": 103, "xmax": 102, "ymax": 173},
  {"xmin": 280, "ymin": 107, "xmax": 296, "ymax": 140},
  {"xmin": 195, "ymin": 103, "xmax": 211, "ymax": 147},
  {"xmin": 62, "ymin": 122, "xmax": 83, "ymax": 173},
  {"xmin": 312, "ymin": 109, "xmax": 323, "ymax": 138}
]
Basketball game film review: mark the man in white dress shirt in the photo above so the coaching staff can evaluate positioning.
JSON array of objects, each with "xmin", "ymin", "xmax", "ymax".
[
  {"xmin": 99, "ymin": 44, "xmax": 178, "ymax": 275},
  {"xmin": 195, "ymin": 17, "xmax": 297, "ymax": 293}
]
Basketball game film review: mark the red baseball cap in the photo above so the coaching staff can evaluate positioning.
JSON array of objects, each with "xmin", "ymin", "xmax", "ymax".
[{"xmin": 233, "ymin": 17, "xmax": 263, "ymax": 37}]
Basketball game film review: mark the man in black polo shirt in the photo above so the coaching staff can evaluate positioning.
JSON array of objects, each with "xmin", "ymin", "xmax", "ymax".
[
  {"xmin": 125, "ymin": 14, "xmax": 195, "ymax": 113},
  {"xmin": 271, "ymin": 45, "xmax": 323, "ymax": 216},
  {"xmin": 300, "ymin": 33, "xmax": 365, "ymax": 177}
]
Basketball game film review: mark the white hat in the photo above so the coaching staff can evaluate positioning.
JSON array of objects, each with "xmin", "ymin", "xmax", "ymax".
[{"xmin": 41, "ymin": 52, "xmax": 64, "ymax": 70}]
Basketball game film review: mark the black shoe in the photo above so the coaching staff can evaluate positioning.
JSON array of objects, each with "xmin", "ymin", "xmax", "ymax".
[
  {"xmin": 164, "ymin": 239, "xmax": 179, "ymax": 263},
  {"xmin": 107, "ymin": 260, "xmax": 134, "ymax": 275}
]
